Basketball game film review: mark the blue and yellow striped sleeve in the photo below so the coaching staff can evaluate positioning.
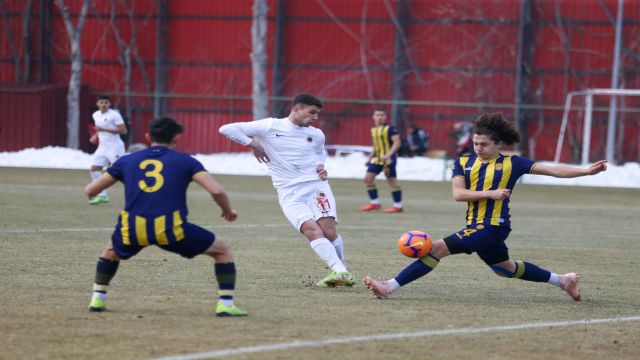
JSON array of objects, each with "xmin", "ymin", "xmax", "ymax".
[{"xmin": 451, "ymin": 157, "xmax": 466, "ymax": 178}]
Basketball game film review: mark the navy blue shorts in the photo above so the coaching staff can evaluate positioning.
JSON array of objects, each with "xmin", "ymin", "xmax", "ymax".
[
  {"xmin": 443, "ymin": 224, "xmax": 511, "ymax": 265},
  {"xmin": 111, "ymin": 222, "xmax": 215, "ymax": 260},
  {"xmin": 367, "ymin": 162, "xmax": 397, "ymax": 178}
]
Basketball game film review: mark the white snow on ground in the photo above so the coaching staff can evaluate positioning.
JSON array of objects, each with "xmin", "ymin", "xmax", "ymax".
[{"xmin": 1, "ymin": 146, "xmax": 638, "ymax": 188}]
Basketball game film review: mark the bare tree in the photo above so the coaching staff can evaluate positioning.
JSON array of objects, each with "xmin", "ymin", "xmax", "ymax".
[
  {"xmin": 20, "ymin": 0, "xmax": 33, "ymax": 82},
  {"xmin": 315, "ymin": 0, "xmax": 397, "ymax": 98},
  {"xmin": 251, "ymin": 0, "xmax": 269, "ymax": 120},
  {"xmin": 54, "ymin": 0, "xmax": 91, "ymax": 149},
  {"xmin": 107, "ymin": 0, "xmax": 153, "ymax": 129},
  {"xmin": 0, "ymin": 0, "xmax": 33, "ymax": 83}
]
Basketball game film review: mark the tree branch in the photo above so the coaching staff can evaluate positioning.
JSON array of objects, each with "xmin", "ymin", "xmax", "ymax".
[{"xmin": 0, "ymin": 0, "xmax": 22, "ymax": 82}]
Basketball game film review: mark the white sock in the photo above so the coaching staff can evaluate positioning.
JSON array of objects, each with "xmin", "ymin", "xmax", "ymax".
[
  {"xmin": 91, "ymin": 170, "xmax": 108, "ymax": 197},
  {"xmin": 332, "ymin": 235, "xmax": 345, "ymax": 262},
  {"xmin": 219, "ymin": 298, "xmax": 234, "ymax": 307},
  {"xmin": 310, "ymin": 238, "xmax": 347, "ymax": 273},
  {"xmin": 393, "ymin": 202, "xmax": 403, "ymax": 208},
  {"xmin": 548, "ymin": 273, "xmax": 562, "ymax": 287},
  {"xmin": 90, "ymin": 170, "xmax": 102, "ymax": 181},
  {"xmin": 92, "ymin": 291, "xmax": 106, "ymax": 301},
  {"xmin": 388, "ymin": 278, "xmax": 401, "ymax": 291},
  {"xmin": 370, "ymin": 199, "xmax": 381, "ymax": 205}
]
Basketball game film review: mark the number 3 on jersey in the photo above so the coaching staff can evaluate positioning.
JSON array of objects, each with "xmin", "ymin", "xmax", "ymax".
[{"xmin": 138, "ymin": 159, "xmax": 164, "ymax": 192}]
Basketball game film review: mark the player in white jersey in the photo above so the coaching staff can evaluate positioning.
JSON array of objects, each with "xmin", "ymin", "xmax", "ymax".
[
  {"xmin": 219, "ymin": 93, "xmax": 354, "ymax": 287},
  {"xmin": 89, "ymin": 95, "xmax": 127, "ymax": 205}
]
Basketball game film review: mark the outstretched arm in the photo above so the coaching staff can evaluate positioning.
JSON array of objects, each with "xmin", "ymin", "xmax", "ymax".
[
  {"xmin": 192, "ymin": 172, "xmax": 237, "ymax": 222},
  {"xmin": 85, "ymin": 173, "xmax": 118, "ymax": 198},
  {"xmin": 531, "ymin": 160, "xmax": 607, "ymax": 178}
]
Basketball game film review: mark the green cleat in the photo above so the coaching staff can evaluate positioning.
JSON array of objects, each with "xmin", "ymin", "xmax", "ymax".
[
  {"xmin": 89, "ymin": 195, "xmax": 110, "ymax": 205},
  {"xmin": 215, "ymin": 301, "xmax": 248, "ymax": 317},
  {"xmin": 317, "ymin": 271, "xmax": 355, "ymax": 288},
  {"xmin": 88, "ymin": 296, "xmax": 106, "ymax": 312}
]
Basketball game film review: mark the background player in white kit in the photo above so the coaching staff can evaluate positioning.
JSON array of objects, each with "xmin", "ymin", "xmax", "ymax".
[
  {"xmin": 89, "ymin": 95, "xmax": 127, "ymax": 205},
  {"xmin": 219, "ymin": 94, "xmax": 354, "ymax": 287}
]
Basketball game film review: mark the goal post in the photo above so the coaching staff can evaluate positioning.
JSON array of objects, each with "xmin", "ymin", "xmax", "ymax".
[{"xmin": 554, "ymin": 88, "xmax": 640, "ymax": 164}]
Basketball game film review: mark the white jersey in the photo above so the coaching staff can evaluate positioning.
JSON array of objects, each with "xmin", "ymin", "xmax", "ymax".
[
  {"xmin": 92, "ymin": 108, "xmax": 125, "ymax": 148},
  {"xmin": 219, "ymin": 117, "xmax": 327, "ymax": 188}
]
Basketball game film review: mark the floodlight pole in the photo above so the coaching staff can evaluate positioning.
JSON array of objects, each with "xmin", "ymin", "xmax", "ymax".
[{"xmin": 606, "ymin": 0, "xmax": 624, "ymax": 163}]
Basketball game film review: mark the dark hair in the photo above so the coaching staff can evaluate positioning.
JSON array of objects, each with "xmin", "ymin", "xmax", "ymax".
[
  {"xmin": 373, "ymin": 108, "xmax": 387, "ymax": 114},
  {"xmin": 97, "ymin": 95, "xmax": 111, "ymax": 101},
  {"xmin": 473, "ymin": 112, "xmax": 520, "ymax": 145},
  {"xmin": 149, "ymin": 117, "xmax": 184, "ymax": 144},
  {"xmin": 292, "ymin": 93, "xmax": 323, "ymax": 109}
]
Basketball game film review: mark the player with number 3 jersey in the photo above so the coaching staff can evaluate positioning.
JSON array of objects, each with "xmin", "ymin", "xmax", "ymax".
[{"xmin": 84, "ymin": 117, "xmax": 247, "ymax": 317}]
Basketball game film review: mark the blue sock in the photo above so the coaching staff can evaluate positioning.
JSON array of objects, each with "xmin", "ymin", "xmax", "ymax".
[
  {"xmin": 95, "ymin": 257, "xmax": 119, "ymax": 286},
  {"xmin": 391, "ymin": 186, "xmax": 402, "ymax": 203},
  {"xmin": 367, "ymin": 186, "xmax": 378, "ymax": 201},
  {"xmin": 394, "ymin": 255, "xmax": 439, "ymax": 286},
  {"xmin": 214, "ymin": 263, "xmax": 236, "ymax": 301},
  {"xmin": 513, "ymin": 261, "xmax": 551, "ymax": 282}
]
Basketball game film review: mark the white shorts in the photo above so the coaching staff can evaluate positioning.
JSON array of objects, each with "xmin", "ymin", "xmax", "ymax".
[
  {"xmin": 92, "ymin": 143, "xmax": 125, "ymax": 168},
  {"xmin": 277, "ymin": 180, "xmax": 338, "ymax": 231}
]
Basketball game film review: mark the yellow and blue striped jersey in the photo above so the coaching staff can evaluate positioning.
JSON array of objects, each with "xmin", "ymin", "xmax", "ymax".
[
  {"xmin": 370, "ymin": 124, "xmax": 399, "ymax": 165},
  {"xmin": 106, "ymin": 146, "xmax": 206, "ymax": 247},
  {"xmin": 452, "ymin": 154, "xmax": 536, "ymax": 227}
]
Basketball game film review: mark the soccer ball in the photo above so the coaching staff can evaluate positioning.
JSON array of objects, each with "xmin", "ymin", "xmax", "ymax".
[{"xmin": 397, "ymin": 230, "xmax": 432, "ymax": 258}]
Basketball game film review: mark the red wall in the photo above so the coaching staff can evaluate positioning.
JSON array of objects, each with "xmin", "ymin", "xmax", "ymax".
[
  {"xmin": 0, "ymin": 84, "xmax": 94, "ymax": 152},
  {"xmin": 1, "ymin": 0, "xmax": 639, "ymax": 162}
]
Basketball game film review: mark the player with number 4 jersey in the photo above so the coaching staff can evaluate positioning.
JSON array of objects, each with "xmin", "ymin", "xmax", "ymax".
[
  {"xmin": 85, "ymin": 117, "xmax": 247, "ymax": 317},
  {"xmin": 364, "ymin": 112, "xmax": 607, "ymax": 301},
  {"xmin": 219, "ymin": 93, "xmax": 354, "ymax": 288}
]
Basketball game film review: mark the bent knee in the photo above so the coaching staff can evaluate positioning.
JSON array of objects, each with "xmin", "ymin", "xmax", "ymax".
[
  {"xmin": 100, "ymin": 247, "xmax": 120, "ymax": 261},
  {"xmin": 429, "ymin": 240, "xmax": 450, "ymax": 259},
  {"xmin": 207, "ymin": 238, "xmax": 233, "ymax": 259},
  {"xmin": 300, "ymin": 226, "xmax": 324, "ymax": 240},
  {"xmin": 492, "ymin": 270, "xmax": 511, "ymax": 278},
  {"xmin": 489, "ymin": 263, "xmax": 515, "ymax": 278},
  {"xmin": 323, "ymin": 231, "xmax": 337, "ymax": 241}
]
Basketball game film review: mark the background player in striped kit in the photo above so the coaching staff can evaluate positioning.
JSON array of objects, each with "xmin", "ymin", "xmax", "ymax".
[
  {"xmin": 360, "ymin": 109, "xmax": 403, "ymax": 213},
  {"xmin": 85, "ymin": 117, "xmax": 247, "ymax": 317},
  {"xmin": 364, "ymin": 112, "xmax": 607, "ymax": 301}
]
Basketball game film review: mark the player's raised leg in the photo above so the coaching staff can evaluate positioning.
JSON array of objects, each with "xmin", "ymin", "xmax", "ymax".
[
  {"xmin": 364, "ymin": 239, "xmax": 449, "ymax": 299},
  {"xmin": 488, "ymin": 259, "xmax": 581, "ymax": 301}
]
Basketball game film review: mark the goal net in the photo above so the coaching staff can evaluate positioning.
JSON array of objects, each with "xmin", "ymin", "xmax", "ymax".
[{"xmin": 554, "ymin": 88, "xmax": 640, "ymax": 164}]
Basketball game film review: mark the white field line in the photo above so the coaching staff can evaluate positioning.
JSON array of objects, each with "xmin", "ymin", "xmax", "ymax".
[
  {"xmin": 150, "ymin": 315, "xmax": 640, "ymax": 360},
  {"xmin": 0, "ymin": 223, "xmax": 290, "ymax": 234},
  {"xmin": 0, "ymin": 224, "xmax": 454, "ymax": 234},
  {"xmin": 1, "ymin": 224, "xmax": 637, "ymax": 244}
]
